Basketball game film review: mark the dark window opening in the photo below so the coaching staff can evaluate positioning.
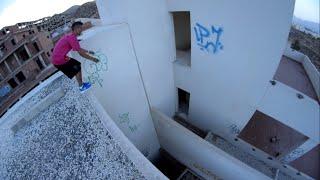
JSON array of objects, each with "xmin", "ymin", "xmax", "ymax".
[
  {"xmin": 8, "ymin": 78, "xmax": 18, "ymax": 89},
  {"xmin": 172, "ymin": 12, "xmax": 191, "ymax": 51},
  {"xmin": 16, "ymin": 71, "xmax": 26, "ymax": 82},
  {"xmin": 47, "ymin": 35, "xmax": 50, "ymax": 39},
  {"xmin": 11, "ymin": 39, "xmax": 16, "ymax": 45},
  {"xmin": 47, "ymin": 52, "xmax": 50, "ymax": 57},
  {"xmin": 2, "ymin": 30, "xmax": 5, "ymax": 35},
  {"xmin": 17, "ymin": 48, "xmax": 30, "ymax": 61},
  {"xmin": 0, "ymin": 43, "xmax": 6, "ymax": 51},
  {"xmin": 33, "ymin": 42, "xmax": 40, "ymax": 52},
  {"xmin": 51, "ymin": 48, "xmax": 53, "ymax": 52},
  {"xmin": 35, "ymin": 58, "xmax": 44, "ymax": 70},
  {"xmin": 178, "ymin": 88, "xmax": 190, "ymax": 115},
  {"xmin": 172, "ymin": 11, "xmax": 191, "ymax": 66},
  {"xmin": 22, "ymin": 34, "xmax": 26, "ymax": 38},
  {"xmin": 29, "ymin": 30, "xmax": 32, "ymax": 35}
]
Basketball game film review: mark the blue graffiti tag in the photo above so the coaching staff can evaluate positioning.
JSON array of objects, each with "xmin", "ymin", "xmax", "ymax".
[{"xmin": 194, "ymin": 23, "xmax": 223, "ymax": 54}]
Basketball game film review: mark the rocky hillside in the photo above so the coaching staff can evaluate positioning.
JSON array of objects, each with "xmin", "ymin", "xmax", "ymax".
[
  {"xmin": 289, "ymin": 27, "xmax": 320, "ymax": 71},
  {"xmin": 73, "ymin": 1, "xmax": 99, "ymax": 19}
]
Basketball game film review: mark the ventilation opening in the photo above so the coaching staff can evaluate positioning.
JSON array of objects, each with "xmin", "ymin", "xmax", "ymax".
[
  {"xmin": 177, "ymin": 88, "xmax": 190, "ymax": 116},
  {"xmin": 172, "ymin": 11, "xmax": 191, "ymax": 66},
  {"xmin": 16, "ymin": 71, "xmax": 26, "ymax": 83},
  {"xmin": 8, "ymin": 78, "xmax": 18, "ymax": 89}
]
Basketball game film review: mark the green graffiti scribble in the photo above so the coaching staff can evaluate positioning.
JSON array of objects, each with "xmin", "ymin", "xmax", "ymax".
[
  {"xmin": 128, "ymin": 125, "xmax": 138, "ymax": 132},
  {"xmin": 118, "ymin": 112, "xmax": 139, "ymax": 133},
  {"xmin": 84, "ymin": 50, "xmax": 108, "ymax": 87},
  {"xmin": 118, "ymin": 112, "xmax": 130, "ymax": 124}
]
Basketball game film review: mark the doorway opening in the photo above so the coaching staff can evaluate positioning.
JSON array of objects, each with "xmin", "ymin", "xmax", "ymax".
[
  {"xmin": 177, "ymin": 88, "xmax": 190, "ymax": 116},
  {"xmin": 172, "ymin": 11, "xmax": 191, "ymax": 66}
]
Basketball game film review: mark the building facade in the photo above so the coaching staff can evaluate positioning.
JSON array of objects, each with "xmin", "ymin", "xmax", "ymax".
[{"xmin": 0, "ymin": 23, "xmax": 56, "ymax": 116}]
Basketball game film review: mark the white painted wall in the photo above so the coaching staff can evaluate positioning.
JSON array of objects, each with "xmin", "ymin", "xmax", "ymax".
[
  {"xmin": 70, "ymin": 25, "xmax": 160, "ymax": 159},
  {"xmin": 169, "ymin": 0, "xmax": 295, "ymax": 138},
  {"xmin": 97, "ymin": 0, "xmax": 176, "ymax": 117},
  {"xmin": 151, "ymin": 108, "xmax": 271, "ymax": 180}
]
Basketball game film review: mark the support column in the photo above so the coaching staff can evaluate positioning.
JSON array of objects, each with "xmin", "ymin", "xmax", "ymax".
[
  {"xmin": 13, "ymin": 53, "xmax": 22, "ymax": 66},
  {"xmin": 23, "ymin": 44, "xmax": 32, "ymax": 58},
  {"xmin": 38, "ymin": 54, "xmax": 47, "ymax": 67},
  {"xmin": 4, "ymin": 61, "xmax": 12, "ymax": 73}
]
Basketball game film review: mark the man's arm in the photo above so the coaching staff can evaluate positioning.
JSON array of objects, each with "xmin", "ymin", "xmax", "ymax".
[
  {"xmin": 82, "ymin": 22, "xmax": 93, "ymax": 31},
  {"xmin": 78, "ymin": 48, "xmax": 99, "ymax": 63}
]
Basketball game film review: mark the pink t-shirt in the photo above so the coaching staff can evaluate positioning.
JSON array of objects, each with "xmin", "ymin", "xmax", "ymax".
[{"xmin": 52, "ymin": 33, "xmax": 81, "ymax": 65}]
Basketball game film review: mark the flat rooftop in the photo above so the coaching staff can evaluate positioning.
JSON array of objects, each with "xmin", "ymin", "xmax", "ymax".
[
  {"xmin": 0, "ymin": 75, "xmax": 147, "ymax": 179},
  {"xmin": 274, "ymin": 56, "xmax": 319, "ymax": 102}
]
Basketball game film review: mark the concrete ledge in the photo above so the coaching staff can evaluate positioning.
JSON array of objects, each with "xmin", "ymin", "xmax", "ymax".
[
  {"xmin": 11, "ymin": 88, "xmax": 65, "ymax": 134},
  {"xmin": 87, "ymin": 92, "xmax": 168, "ymax": 180}
]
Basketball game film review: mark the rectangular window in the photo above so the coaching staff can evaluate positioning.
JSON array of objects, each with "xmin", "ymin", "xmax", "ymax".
[
  {"xmin": 16, "ymin": 71, "xmax": 26, "ymax": 82},
  {"xmin": 35, "ymin": 58, "xmax": 44, "ymax": 70},
  {"xmin": 172, "ymin": 11, "xmax": 191, "ymax": 66},
  {"xmin": 17, "ymin": 48, "xmax": 30, "ymax": 61},
  {"xmin": 177, "ymin": 88, "xmax": 190, "ymax": 115},
  {"xmin": 0, "ymin": 43, "xmax": 6, "ymax": 51},
  {"xmin": 33, "ymin": 42, "xmax": 40, "ymax": 52},
  {"xmin": 8, "ymin": 78, "xmax": 18, "ymax": 89},
  {"xmin": 11, "ymin": 39, "xmax": 16, "ymax": 45}
]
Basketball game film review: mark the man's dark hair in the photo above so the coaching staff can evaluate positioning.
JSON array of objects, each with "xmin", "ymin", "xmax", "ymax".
[{"xmin": 71, "ymin": 21, "xmax": 83, "ymax": 31}]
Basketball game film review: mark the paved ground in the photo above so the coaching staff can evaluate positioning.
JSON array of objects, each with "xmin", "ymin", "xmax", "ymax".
[{"xmin": 0, "ymin": 76, "xmax": 145, "ymax": 180}]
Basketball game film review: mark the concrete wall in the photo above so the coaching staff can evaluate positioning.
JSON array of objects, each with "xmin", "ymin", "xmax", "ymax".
[
  {"xmin": 96, "ymin": 0, "xmax": 176, "ymax": 117},
  {"xmin": 169, "ymin": 0, "xmax": 295, "ymax": 138},
  {"xmin": 70, "ymin": 25, "xmax": 160, "ymax": 160},
  {"xmin": 151, "ymin": 108, "xmax": 271, "ymax": 180}
]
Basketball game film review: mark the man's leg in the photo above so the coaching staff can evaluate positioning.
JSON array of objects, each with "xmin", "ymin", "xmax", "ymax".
[{"xmin": 75, "ymin": 71, "xmax": 83, "ymax": 87}]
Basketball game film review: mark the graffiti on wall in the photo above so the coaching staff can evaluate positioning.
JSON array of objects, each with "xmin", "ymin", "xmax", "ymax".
[
  {"xmin": 84, "ymin": 51, "xmax": 108, "ymax": 87},
  {"xmin": 229, "ymin": 124, "xmax": 241, "ymax": 135},
  {"xmin": 194, "ymin": 23, "xmax": 224, "ymax": 54},
  {"xmin": 118, "ymin": 112, "xmax": 139, "ymax": 133}
]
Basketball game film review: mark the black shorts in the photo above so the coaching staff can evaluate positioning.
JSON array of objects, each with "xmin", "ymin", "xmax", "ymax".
[{"xmin": 54, "ymin": 58, "xmax": 81, "ymax": 79}]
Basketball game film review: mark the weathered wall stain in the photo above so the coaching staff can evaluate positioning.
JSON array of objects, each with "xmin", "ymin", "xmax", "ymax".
[{"xmin": 194, "ymin": 23, "xmax": 223, "ymax": 54}]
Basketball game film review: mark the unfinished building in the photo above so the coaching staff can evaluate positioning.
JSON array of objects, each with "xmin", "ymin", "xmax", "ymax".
[
  {"xmin": 0, "ymin": 23, "xmax": 56, "ymax": 116},
  {"xmin": 0, "ymin": 0, "xmax": 319, "ymax": 180}
]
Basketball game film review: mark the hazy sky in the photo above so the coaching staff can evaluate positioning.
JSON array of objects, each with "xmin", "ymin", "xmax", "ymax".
[{"xmin": 0, "ymin": 0, "xmax": 319, "ymax": 28}]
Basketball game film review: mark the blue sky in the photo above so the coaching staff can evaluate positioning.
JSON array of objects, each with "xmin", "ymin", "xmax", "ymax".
[{"xmin": 0, "ymin": 0, "xmax": 319, "ymax": 28}]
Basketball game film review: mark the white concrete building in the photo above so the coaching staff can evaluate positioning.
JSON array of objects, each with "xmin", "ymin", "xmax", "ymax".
[
  {"xmin": 2, "ymin": 0, "xmax": 319, "ymax": 179},
  {"xmin": 68, "ymin": 0, "xmax": 320, "ymax": 179}
]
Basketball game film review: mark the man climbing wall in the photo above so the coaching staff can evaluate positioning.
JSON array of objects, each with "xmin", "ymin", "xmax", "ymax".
[{"xmin": 52, "ymin": 21, "xmax": 99, "ymax": 93}]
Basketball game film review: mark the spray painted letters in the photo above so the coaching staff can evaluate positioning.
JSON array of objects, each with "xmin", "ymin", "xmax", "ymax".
[{"xmin": 194, "ymin": 23, "xmax": 223, "ymax": 54}]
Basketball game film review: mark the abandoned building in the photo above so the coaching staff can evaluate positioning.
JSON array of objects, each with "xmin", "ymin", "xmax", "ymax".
[{"xmin": 0, "ymin": 23, "xmax": 56, "ymax": 116}]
